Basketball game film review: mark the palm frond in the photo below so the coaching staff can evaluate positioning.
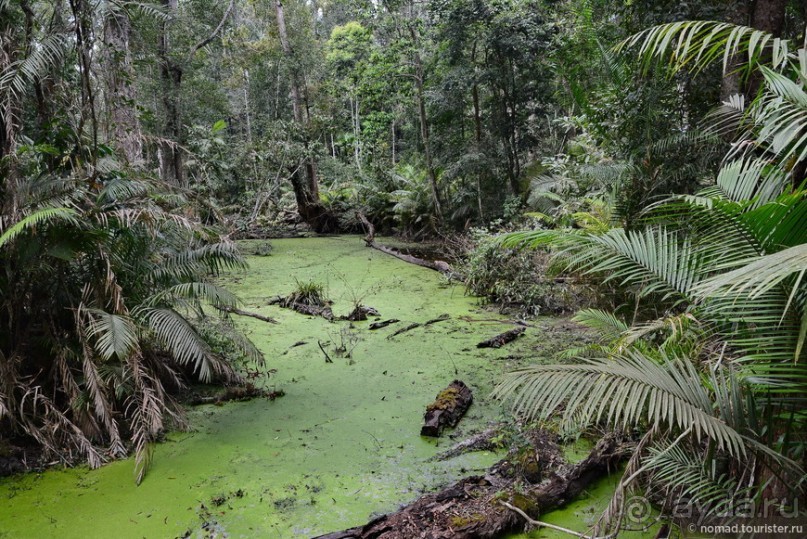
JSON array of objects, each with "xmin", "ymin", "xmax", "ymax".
[
  {"xmin": 644, "ymin": 438, "xmax": 743, "ymax": 509},
  {"xmin": 144, "ymin": 282, "xmax": 239, "ymax": 309},
  {"xmin": 712, "ymin": 157, "xmax": 789, "ymax": 207},
  {"xmin": 493, "ymin": 350, "xmax": 747, "ymax": 457},
  {"xmin": 573, "ymin": 308, "xmax": 629, "ymax": 340},
  {"xmin": 0, "ymin": 33, "xmax": 72, "ymax": 101},
  {"xmin": 137, "ymin": 307, "xmax": 216, "ymax": 382},
  {"xmin": 617, "ymin": 21, "xmax": 791, "ymax": 76},
  {"xmin": 86, "ymin": 309, "xmax": 140, "ymax": 361},
  {"xmin": 696, "ymin": 244, "xmax": 807, "ymax": 300},
  {"xmin": 0, "ymin": 207, "xmax": 79, "ymax": 248}
]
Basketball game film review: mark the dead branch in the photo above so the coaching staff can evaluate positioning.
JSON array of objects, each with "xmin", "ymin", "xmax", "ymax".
[
  {"xmin": 214, "ymin": 305, "xmax": 278, "ymax": 324},
  {"xmin": 477, "ymin": 327, "xmax": 525, "ymax": 348}
]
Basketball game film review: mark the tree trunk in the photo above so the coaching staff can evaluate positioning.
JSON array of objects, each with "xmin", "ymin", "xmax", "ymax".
[
  {"xmin": 275, "ymin": 0, "xmax": 333, "ymax": 232},
  {"xmin": 158, "ymin": 0, "xmax": 184, "ymax": 185},
  {"xmin": 408, "ymin": 24, "xmax": 443, "ymax": 223},
  {"xmin": 0, "ymin": 7, "xmax": 20, "ymax": 191},
  {"xmin": 747, "ymin": 0, "xmax": 788, "ymax": 96},
  {"xmin": 751, "ymin": 0, "xmax": 787, "ymax": 36},
  {"xmin": 720, "ymin": 1, "xmax": 750, "ymax": 101},
  {"xmin": 103, "ymin": 9, "xmax": 143, "ymax": 167}
]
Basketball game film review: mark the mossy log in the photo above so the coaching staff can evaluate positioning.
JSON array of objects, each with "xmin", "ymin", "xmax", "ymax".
[
  {"xmin": 313, "ymin": 432, "xmax": 629, "ymax": 539},
  {"xmin": 421, "ymin": 380, "xmax": 473, "ymax": 437},
  {"xmin": 477, "ymin": 327, "xmax": 525, "ymax": 348}
]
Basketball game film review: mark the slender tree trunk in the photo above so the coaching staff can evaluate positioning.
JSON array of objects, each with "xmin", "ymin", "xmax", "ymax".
[
  {"xmin": 243, "ymin": 70, "xmax": 252, "ymax": 146},
  {"xmin": 102, "ymin": 9, "xmax": 143, "ymax": 167},
  {"xmin": 391, "ymin": 119, "xmax": 396, "ymax": 165},
  {"xmin": 158, "ymin": 0, "xmax": 184, "ymax": 185},
  {"xmin": 0, "ymin": 5, "xmax": 21, "ymax": 188},
  {"xmin": 720, "ymin": 1, "xmax": 750, "ymax": 101},
  {"xmin": 275, "ymin": 0, "xmax": 332, "ymax": 231},
  {"xmin": 472, "ymin": 83, "xmax": 482, "ymax": 145},
  {"xmin": 408, "ymin": 25, "xmax": 443, "ymax": 222},
  {"xmin": 70, "ymin": 0, "xmax": 99, "ymax": 166}
]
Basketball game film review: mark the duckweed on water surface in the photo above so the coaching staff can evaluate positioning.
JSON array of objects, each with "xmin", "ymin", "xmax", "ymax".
[{"xmin": 0, "ymin": 237, "xmax": 627, "ymax": 538}]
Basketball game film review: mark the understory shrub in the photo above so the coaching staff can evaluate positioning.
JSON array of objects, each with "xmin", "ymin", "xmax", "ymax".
[{"xmin": 461, "ymin": 227, "xmax": 593, "ymax": 315}]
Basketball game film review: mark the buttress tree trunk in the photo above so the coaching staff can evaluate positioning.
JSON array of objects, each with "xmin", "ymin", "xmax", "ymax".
[{"xmin": 275, "ymin": 0, "xmax": 334, "ymax": 232}]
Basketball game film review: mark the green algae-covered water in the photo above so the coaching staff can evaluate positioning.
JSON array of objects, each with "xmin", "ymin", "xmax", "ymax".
[{"xmin": 0, "ymin": 236, "xmax": 632, "ymax": 538}]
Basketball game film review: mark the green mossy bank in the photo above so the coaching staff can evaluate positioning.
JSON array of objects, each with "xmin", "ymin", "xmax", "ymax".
[{"xmin": 1, "ymin": 237, "xmax": 622, "ymax": 538}]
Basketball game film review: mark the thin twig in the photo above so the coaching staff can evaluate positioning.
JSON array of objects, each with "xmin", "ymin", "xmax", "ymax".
[{"xmin": 317, "ymin": 340, "xmax": 333, "ymax": 363}]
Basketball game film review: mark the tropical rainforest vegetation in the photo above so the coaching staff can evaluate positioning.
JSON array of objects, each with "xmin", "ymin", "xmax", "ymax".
[{"xmin": 1, "ymin": 0, "xmax": 805, "ymax": 534}]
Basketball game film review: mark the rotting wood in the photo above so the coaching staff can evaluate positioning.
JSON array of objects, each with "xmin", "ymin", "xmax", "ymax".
[
  {"xmin": 369, "ymin": 319, "xmax": 399, "ymax": 330},
  {"xmin": 421, "ymin": 380, "xmax": 473, "ymax": 437},
  {"xmin": 386, "ymin": 314, "xmax": 450, "ymax": 339},
  {"xmin": 386, "ymin": 323, "xmax": 421, "ymax": 339},
  {"xmin": 357, "ymin": 212, "xmax": 452, "ymax": 274},
  {"xmin": 266, "ymin": 293, "xmax": 334, "ymax": 320},
  {"xmin": 425, "ymin": 313, "xmax": 450, "ymax": 325},
  {"xmin": 214, "ymin": 305, "xmax": 278, "ymax": 324},
  {"xmin": 313, "ymin": 432, "xmax": 630, "ymax": 539},
  {"xmin": 289, "ymin": 302, "xmax": 333, "ymax": 320},
  {"xmin": 477, "ymin": 327, "xmax": 525, "ymax": 348}
]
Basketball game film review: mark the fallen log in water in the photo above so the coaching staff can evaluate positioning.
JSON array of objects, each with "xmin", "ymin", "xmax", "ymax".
[
  {"xmin": 477, "ymin": 327, "xmax": 525, "ymax": 348},
  {"xmin": 369, "ymin": 319, "xmax": 399, "ymax": 330},
  {"xmin": 214, "ymin": 305, "xmax": 278, "ymax": 324},
  {"xmin": 386, "ymin": 314, "xmax": 450, "ymax": 339},
  {"xmin": 313, "ymin": 432, "xmax": 630, "ymax": 539},
  {"xmin": 421, "ymin": 380, "xmax": 473, "ymax": 437},
  {"xmin": 357, "ymin": 212, "xmax": 453, "ymax": 274}
]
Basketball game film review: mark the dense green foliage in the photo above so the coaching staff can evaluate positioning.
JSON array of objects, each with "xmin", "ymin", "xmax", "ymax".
[{"xmin": 495, "ymin": 14, "xmax": 807, "ymax": 532}]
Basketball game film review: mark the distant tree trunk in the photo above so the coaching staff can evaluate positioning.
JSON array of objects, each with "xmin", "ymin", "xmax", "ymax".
[
  {"xmin": 720, "ymin": 1, "xmax": 750, "ymax": 101},
  {"xmin": 157, "ymin": 0, "xmax": 184, "ymax": 185},
  {"xmin": 472, "ymin": 84, "xmax": 482, "ymax": 145},
  {"xmin": 154, "ymin": 0, "xmax": 233, "ymax": 185},
  {"xmin": 471, "ymin": 43, "xmax": 483, "ymax": 146},
  {"xmin": 747, "ymin": 0, "xmax": 788, "ymax": 96},
  {"xmin": 0, "ymin": 11, "xmax": 20, "ymax": 190},
  {"xmin": 103, "ymin": 9, "xmax": 143, "ymax": 167},
  {"xmin": 408, "ymin": 25, "xmax": 443, "ymax": 223},
  {"xmin": 275, "ymin": 0, "xmax": 333, "ymax": 232}
]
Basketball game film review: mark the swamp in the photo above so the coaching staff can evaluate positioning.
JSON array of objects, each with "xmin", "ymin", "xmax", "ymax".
[
  {"xmin": 1, "ymin": 237, "xmax": 642, "ymax": 537},
  {"xmin": 1, "ymin": 0, "xmax": 806, "ymax": 537}
]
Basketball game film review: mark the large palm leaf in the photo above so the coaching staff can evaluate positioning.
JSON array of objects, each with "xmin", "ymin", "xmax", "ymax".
[{"xmin": 494, "ymin": 349, "xmax": 748, "ymax": 457}]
